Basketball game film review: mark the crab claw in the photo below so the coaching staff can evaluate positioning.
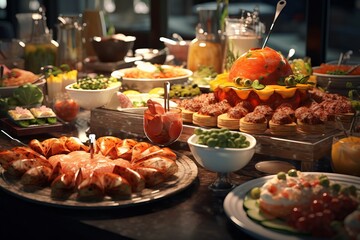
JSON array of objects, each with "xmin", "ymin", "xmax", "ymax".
[
  {"xmin": 42, "ymin": 138, "xmax": 70, "ymax": 157},
  {"xmin": 20, "ymin": 165, "xmax": 52, "ymax": 186},
  {"xmin": 131, "ymin": 145, "xmax": 177, "ymax": 164},
  {"xmin": 130, "ymin": 142, "xmax": 153, "ymax": 162},
  {"xmin": 133, "ymin": 156, "xmax": 178, "ymax": 179},
  {"xmin": 134, "ymin": 167, "xmax": 165, "ymax": 187},
  {"xmin": 63, "ymin": 136, "xmax": 89, "ymax": 152},
  {"xmin": 49, "ymin": 161, "xmax": 63, "ymax": 182},
  {"xmin": 50, "ymin": 172, "xmax": 76, "ymax": 199},
  {"xmin": 77, "ymin": 172, "xmax": 104, "ymax": 200},
  {"xmin": 51, "ymin": 172, "xmax": 76, "ymax": 189},
  {"xmin": 96, "ymin": 136, "xmax": 123, "ymax": 159},
  {"xmin": 7, "ymin": 158, "xmax": 53, "ymax": 178},
  {"xmin": 112, "ymin": 158, "xmax": 132, "ymax": 168},
  {"xmin": 115, "ymin": 139, "xmax": 138, "ymax": 160},
  {"xmin": 113, "ymin": 165, "xmax": 145, "ymax": 192},
  {"xmin": 0, "ymin": 147, "xmax": 46, "ymax": 170},
  {"xmin": 29, "ymin": 139, "xmax": 47, "ymax": 156},
  {"xmin": 101, "ymin": 172, "xmax": 132, "ymax": 198}
]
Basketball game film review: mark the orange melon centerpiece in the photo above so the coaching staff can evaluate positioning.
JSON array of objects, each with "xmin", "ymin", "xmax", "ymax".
[{"xmin": 210, "ymin": 47, "xmax": 313, "ymax": 109}]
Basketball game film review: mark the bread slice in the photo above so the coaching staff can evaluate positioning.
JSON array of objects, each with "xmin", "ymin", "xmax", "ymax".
[
  {"xmin": 8, "ymin": 107, "xmax": 34, "ymax": 120},
  {"xmin": 269, "ymin": 120, "xmax": 297, "ymax": 136},
  {"xmin": 193, "ymin": 112, "xmax": 217, "ymax": 127},
  {"xmin": 30, "ymin": 106, "xmax": 57, "ymax": 118},
  {"xmin": 239, "ymin": 117, "xmax": 267, "ymax": 134},
  {"xmin": 296, "ymin": 119, "xmax": 325, "ymax": 134},
  {"xmin": 181, "ymin": 108, "xmax": 195, "ymax": 123},
  {"xmin": 217, "ymin": 113, "xmax": 240, "ymax": 130}
]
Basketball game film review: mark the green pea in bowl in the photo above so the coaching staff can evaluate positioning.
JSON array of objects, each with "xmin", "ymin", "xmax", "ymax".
[
  {"xmin": 65, "ymin": 76, "xmax": 121, "ymax": 110},
  {"xmin": 187, "ymin": 130, "xmax": 257, "ymax": 173}
]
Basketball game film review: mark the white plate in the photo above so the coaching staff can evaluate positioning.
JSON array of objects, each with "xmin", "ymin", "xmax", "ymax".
[
  {"xmin": 223, "ymin": 172, "xmax": 360, "ymax": 240},
  {"xmin": 0, "ymin": 78, "xmax": 46, "ymax": 98},
  {"xmin": 104, "ymin": 93, "xmax": 177, "ymax": 112},
  {"xmin": 111, "ymin": 65, "xmax": 192, "ymax": 93},
  {"xmin": 0, "ymin": 151, "xmax": 198, "ymax": 209}
]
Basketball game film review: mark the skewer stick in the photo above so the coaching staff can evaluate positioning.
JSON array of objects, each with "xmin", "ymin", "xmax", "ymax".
[
  {"xmin": 164, "ymin": 81, "xmax": 170, "ymax": 112},
  {"xmin": 89, "ymin": 134, "xmax": 96, "ymax": 159},
  {"xmin": 262, "ymin": 0, "xmax": 286, "ymax": 49}
]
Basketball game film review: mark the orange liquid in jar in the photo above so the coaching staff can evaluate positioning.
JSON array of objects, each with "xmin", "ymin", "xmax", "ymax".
[
  {"xmin": 187, "ymin": 39, "xmax": 222, "ymax": 73},
  {"xmin": 54, "ymin": 98, "xmax": 80, "ymax": 122},
  {"xmin": 331, "ymin": 136, "xmax": 360, "ymax": 176}
]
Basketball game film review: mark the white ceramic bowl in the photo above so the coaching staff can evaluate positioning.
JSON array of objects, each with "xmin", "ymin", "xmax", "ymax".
[
  {"xmin": 65, "ymin": 82, "xmax": 121, "ymax": 110},
  {"xmin": 111, "ymin": 65, "xmax": 192, "ymax": 93},
  {"xmin": 187, "ymin": 132, "xmax": 257, "ymax": 173}
]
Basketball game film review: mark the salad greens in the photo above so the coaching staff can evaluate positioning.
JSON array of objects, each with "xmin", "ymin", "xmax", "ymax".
[{"xmin": 13, "ymin": 83, "xmax": 44, "ymax": 106}]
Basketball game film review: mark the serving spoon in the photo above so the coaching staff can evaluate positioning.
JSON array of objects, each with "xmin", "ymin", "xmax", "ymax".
[
  {"xmin": 345, "ymin": 63, "xmax": 360, "ymax": 75},
  {"xmin": 286, "ymin": 48, "xmax": 295, "ymax": 60},
  {"xmin": 262, "ymin": 0, "xmax": 287, "ymax": 49}
]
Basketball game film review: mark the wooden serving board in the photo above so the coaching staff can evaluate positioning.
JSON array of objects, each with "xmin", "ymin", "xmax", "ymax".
[{"xmin": 0, "ymin": 118, "xmax": 63, "ymax": 136}]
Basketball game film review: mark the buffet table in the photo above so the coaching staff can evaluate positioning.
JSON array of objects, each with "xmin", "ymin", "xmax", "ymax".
[{"xmin": 0, "ymin": 109, "xmax": 333, "ymax": 240}]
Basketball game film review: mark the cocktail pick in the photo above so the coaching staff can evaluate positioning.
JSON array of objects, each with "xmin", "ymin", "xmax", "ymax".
[
  {"xmin": 89, "ymin": 134, "xmax": 96, "ymax": 159},
  {"xmin": 164, "ymin": 81, "xmax": 170, "ymax": 112},
  {"xmin": 262, "ymin": 0, "xmax": 287, "ymax": 49}
]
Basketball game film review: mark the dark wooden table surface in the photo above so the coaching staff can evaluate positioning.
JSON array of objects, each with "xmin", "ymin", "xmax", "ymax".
[{"xmin": 0, "ymin": 110, "xmax": 333, "ymax": 240}]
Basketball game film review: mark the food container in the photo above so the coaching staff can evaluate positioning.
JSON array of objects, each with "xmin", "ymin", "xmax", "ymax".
[{"xmin": 313, "ymin": 64, "xmax": 360, "ymax": 96}]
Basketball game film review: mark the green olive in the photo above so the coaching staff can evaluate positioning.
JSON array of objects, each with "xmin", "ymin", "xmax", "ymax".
[
  {"xmin": 287, "ymin": 169, "xmax": 298, "ymax": 177},
  {"xmin": 331, "ymin": 183, "xmax": 341, "ymax": 193},
  {"xmin": 277, "ymin": 172, "xmax": 287, "ymax": 180},
  {"xmin": 319, "ymin": 177, "xmax": 330, "ymax": 187},
  {"xmin": 194, "ymin": 128, "xmax": 250, "ymax": 148},
  {"xmin": 250, "ymin": 187, "xmax": 261, "ymax": 199}
]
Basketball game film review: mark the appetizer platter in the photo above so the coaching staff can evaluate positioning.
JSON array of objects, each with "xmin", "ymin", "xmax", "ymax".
[
  {"xmin": 0, "ymin": 118, "xmax": 63, "ymax": 136},
  {"xmin": 0, "ymin": 136, "xmax": 198, "ymax": 208},
  {"xmin": 0, "ymin": 81, "xmax": 65, "ymax": 136},
  {"xmin": 224, "ymin": 171, "xmax": 360, "ymax": 240}
]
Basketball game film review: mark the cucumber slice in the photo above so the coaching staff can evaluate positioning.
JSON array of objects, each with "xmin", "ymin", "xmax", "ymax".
[
  {"xmin": 47, "ymin": 117, "xmax": 57, "ymax": 124},
  {"xmin": 36, "ymin": 118, "xmax": 46, "ymax": 125},
  {"xmin": 261, "ymin": 219, "xmax": 301, "ymax": 234},
  {"xmin": 17, "ymin": 120, "xmax": 30, "ymax": 127},
  {"xmin": 243, "ymin": 195, "xmax": 259, "ymax": 210},
  {"xmin": 247, "ymin": 209, "xmax": 276, "ymax": 222}
]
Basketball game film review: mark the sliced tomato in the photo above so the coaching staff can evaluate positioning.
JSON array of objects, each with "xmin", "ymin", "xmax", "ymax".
[
  {"xmin": 167, "ymin": 119, "xmax": 182, "ymax": 140},
  {"xmin": 144, "ymin": 113, "xmax": 163, "ymax": 137},
  {"xmin": 147, "ymin": 99, "xmax": 165, "ymax": 115}
]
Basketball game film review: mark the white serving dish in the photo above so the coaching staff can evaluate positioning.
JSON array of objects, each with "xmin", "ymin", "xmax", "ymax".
[
  {"xmin": 187, "ymin": 132, "xmax": 257, "ymax": 173},
  {"xmin": 65, "ymin": 82, "xmax": 121, "ymax": 110},
  {"xmin": 111, "ymin": 65, "xmax": 192, "ymax": 93}
]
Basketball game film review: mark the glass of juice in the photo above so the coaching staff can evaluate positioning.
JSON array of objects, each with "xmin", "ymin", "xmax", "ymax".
[{"xmin": 144, "ymin": 104, "xmax": 183, "ymax": 147}]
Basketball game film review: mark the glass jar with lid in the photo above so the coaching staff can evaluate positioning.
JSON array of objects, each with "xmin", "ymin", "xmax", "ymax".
[
  {"xmin": 24, "ymin": 6, "xmax": 58, "ymax": 74},
  {"xmin": 187, "ymin": 8, "xmax": 223, "ymax": 74},
  {"xmin": 222, "ymin": 8, "xmax": 264, "ymax": 72},
  {"xmin": 57, "ymin": 15, "xmax": 85, "ymax": 70}
]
